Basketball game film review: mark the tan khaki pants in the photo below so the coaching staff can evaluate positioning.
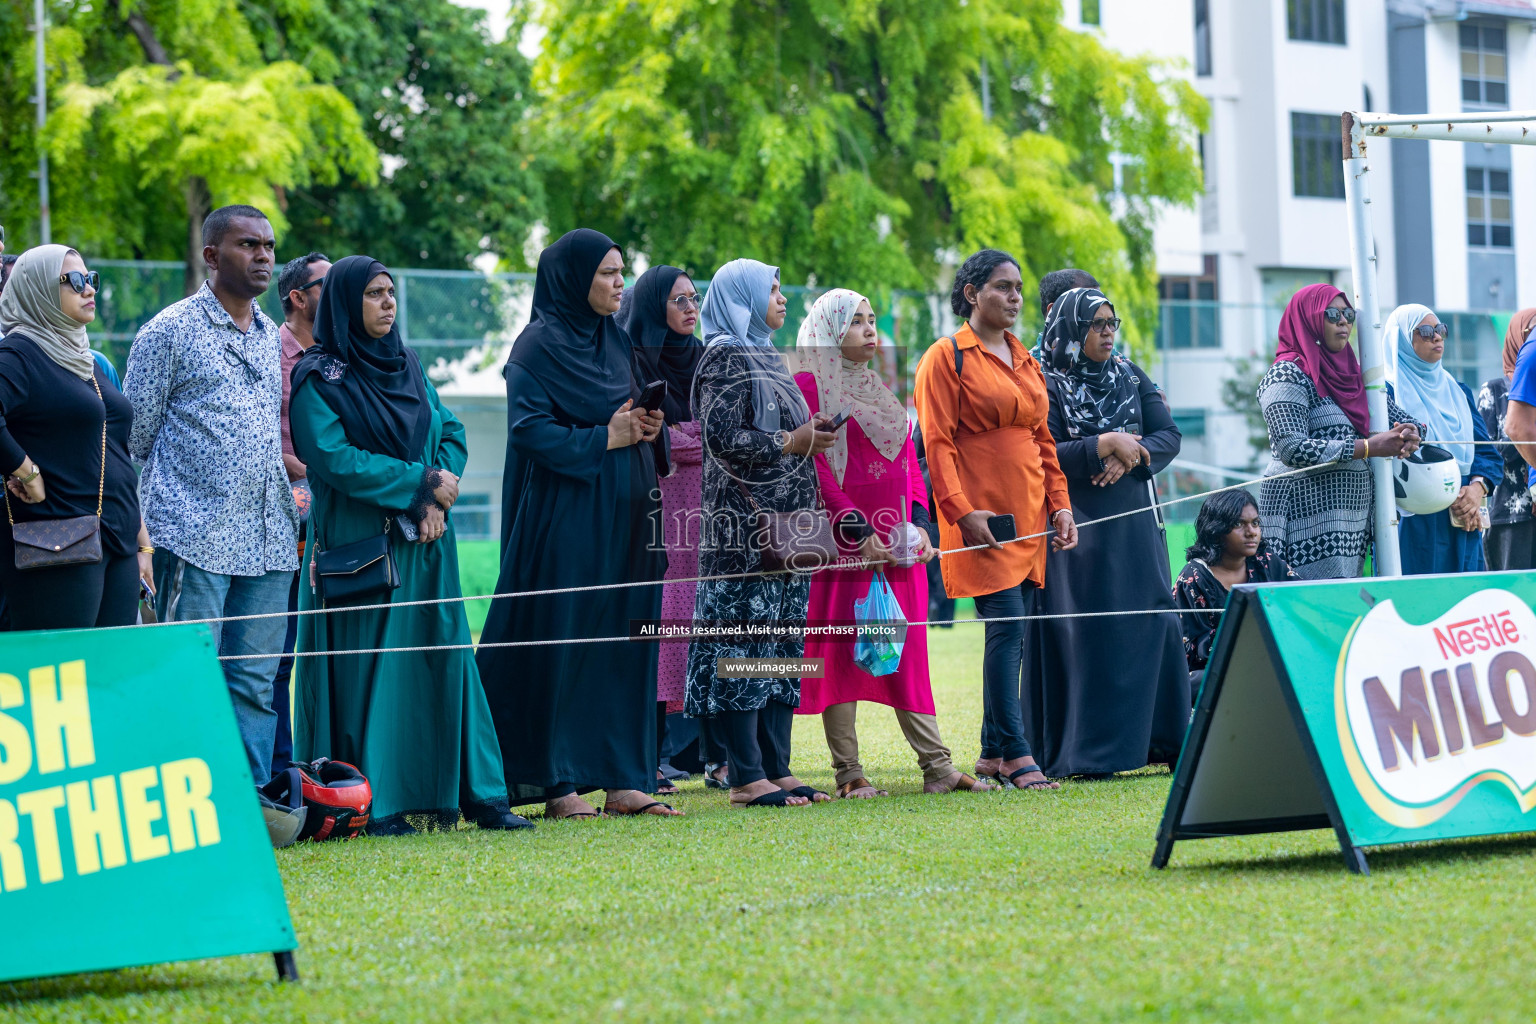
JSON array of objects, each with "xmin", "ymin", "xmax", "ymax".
[{"xmin": 820, "ymin": 701, "xmax": 955, "ymax": 785}]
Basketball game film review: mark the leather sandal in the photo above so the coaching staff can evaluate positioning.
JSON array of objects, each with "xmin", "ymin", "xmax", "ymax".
[
  {"xmin": 835, "ymin": 777, "xmax": 888, "ymax": 799},
  {"xmin": 926, "ymin": 772, "xmax": 998, "ymax": 794}
]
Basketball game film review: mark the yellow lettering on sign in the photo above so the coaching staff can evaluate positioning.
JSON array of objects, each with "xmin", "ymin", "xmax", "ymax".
[
  {"xmin": 0, "ymin": 673, "xmax": 29, "ymax": 785},
  {"xmin": 30, "ymin": 661, "xmax": 94, "ymax": 774},
  {"xmin": 118, "ymin": 766, "xmax": 170, "ymax": 863},
  {"xmin": 15, "ymin": 786, "xmax": 65, "ymax": 884},
  {"xmin": 0, "ymin": 799, "xmax": 23, "ymax": 892},
  {"xmin": 162, "ymin": 758, "xmax": 219, "ymax": 851},
  {"xmin": 65, "ymin": 775, "xmax": 127, "ymax": 876}
]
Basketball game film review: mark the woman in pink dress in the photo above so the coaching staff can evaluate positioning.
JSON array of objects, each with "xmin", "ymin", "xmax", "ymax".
[
  {"xmin": 617, "ymin": 266, "xmax": 725, "ymax": 790},
  {"xmin": 794, "ymin": 289, "xmax": 997, "ymax": 798}
]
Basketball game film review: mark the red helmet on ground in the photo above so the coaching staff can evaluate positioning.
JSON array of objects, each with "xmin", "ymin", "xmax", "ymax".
[{"xmin": 291, "ymin": 758, "xmax": 372, "ymax": 841}]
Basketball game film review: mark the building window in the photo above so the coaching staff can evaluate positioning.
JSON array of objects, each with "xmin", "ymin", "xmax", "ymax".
[
  {"xmin": 1172, "ymin": 409, "xmax": 1209, "ymax": 439},
  {"xmin": 1081, "ymin": 0, "xmax": 1101, "ymax": 26},
  {"xmin": 1466, "ymin": 166, "xmax": 1512, "ymax": 249},
  {"xmin": 1159, "ymin": 256, "xmax": 1221, "ymax": 350},
  {"xmin": 1287, "ymin": 0, "xmax": 1345, "ymax": 45},
  {"xmin": 1194, "ymin": 0, "xmax": 1212, "ymax": 76},
  {"xmin": 1291, "ymin": 112, "xmax": 1345, "ymax": 199},
  {"xmin": 1460, "ymin": 23, "xmax": 1507, "ymax": 107}
]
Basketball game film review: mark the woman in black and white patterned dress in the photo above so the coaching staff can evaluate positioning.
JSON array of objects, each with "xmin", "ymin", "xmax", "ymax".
[
  {"xmin": 1258, "ymin": 283, "xmax": 1422, "ymax": 580},
  {"xmin": 685, "ymin": 258, "xmax": 837, "ymax": 809},
  {"xmin": 1479, "ymin": 308, "xmax": 1536, "ymax": 570}
]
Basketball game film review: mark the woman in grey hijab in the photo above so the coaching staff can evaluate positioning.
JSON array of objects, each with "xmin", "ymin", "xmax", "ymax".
[
  {"xmin": 0, "ymin": 245, "xmax": 152, "ymax": 628},
  {"xmin": 685, "ymin": 258, "xmax": 837, "ymax": 808}
]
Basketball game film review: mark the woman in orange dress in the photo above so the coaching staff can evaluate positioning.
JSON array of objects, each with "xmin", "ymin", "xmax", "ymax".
[{"xmin": 914, "ymin": 248, "xmax": 1076, "ymax": 791}]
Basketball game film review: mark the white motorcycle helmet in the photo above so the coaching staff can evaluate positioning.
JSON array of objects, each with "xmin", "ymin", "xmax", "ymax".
[{"xmin": 1393, "ymin": 444, "xmax": 1460, "ymax": 515}]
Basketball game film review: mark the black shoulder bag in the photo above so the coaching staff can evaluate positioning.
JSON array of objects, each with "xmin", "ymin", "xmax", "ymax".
[{"xmin": 313, "ymin": 518, "xmax": 402, "ymax": 605}]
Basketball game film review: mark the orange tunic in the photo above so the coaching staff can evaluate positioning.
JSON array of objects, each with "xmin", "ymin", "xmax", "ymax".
[{"xmin": 913, "ymin": 324, "xmax": 1070, "ymax": 600}]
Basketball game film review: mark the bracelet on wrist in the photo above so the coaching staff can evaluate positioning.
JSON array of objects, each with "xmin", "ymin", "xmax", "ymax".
[
  {"xmin": 15, "ymin": 464, "xmax": 39, "ymax": 484},
  {"xmin": 1362, "ymin": 438, "xmax": 1370, "ymax": 459},
  {"xmin": 138, "ymin": 546, "xmax": 155, "ymax": 554}
]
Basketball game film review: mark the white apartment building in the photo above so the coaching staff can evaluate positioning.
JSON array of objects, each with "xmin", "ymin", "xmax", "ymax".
[{"xmin": 1074, "ymin": 0, "xmax": 1536, "ymax": 466}]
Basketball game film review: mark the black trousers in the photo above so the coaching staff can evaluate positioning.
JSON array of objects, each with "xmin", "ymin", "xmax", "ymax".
[
  {"xmin": 716, "ymin": 701, "xmax": 793, "ymax": 786},
  {"xmin": 972, "ymin": 580, "xmax": 1038, "ymax": 762},
  {"xmin": 0, "ymin": 534, "xmax": 138, "ymax": 630},
  {"xmin": 1486, "ymin": 520, "xmax": 1536, "ymax": 571}
]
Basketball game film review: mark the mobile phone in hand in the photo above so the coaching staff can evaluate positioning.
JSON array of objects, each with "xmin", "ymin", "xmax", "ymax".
[
  {"xmin": 828, "ymin": 409, "xmax": 852, "ymax": 430},
  {"xmin": 638, "ymin": 379, "xmax": 668, "ymax": 413},
  {"xmin": 986, "ymin": 514, "xmax": 1017, "ymax": 543}
]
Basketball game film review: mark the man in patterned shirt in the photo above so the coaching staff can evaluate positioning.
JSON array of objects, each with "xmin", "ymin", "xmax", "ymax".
[{"xmin": 124, "ymin": 205, "xmax": 299, "ymax": 786}]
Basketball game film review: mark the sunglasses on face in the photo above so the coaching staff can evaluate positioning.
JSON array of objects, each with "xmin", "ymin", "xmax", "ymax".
[
  {"xmin": 1080, "ymin": 316, "xmax": 1121, "ymax": 334},
  {"xmin": 60, "ymin": 271, "xmax": 101, "ymax": 294},
  {"xmin": 1413, "ymin": 323, "xmax": 1449, "ymax": 340},
  {"xmin": 1322, "ymin": 307, "xmax": 1357, "ymax": 325},
  {"xmin": 669, "ymin": 293, "xmax": 701, "ymax": 311}
]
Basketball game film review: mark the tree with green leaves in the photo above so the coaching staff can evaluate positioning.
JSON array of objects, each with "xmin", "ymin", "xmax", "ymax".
[
  {"xmin": 244, "ymin": 0, "xmax": 546, "ymax": 270},
  {"xmin": 1, "ymin": 0, "xmax": 375, "ymax": 294},
  {"xmin": 535, "ymin": 0, "xmax": 1206, "ymax": 353}
]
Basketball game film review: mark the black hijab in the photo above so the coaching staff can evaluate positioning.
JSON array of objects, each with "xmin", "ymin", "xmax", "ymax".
[
  {"xmin": 1040, "ymin": 286, "xmax": 1141, "ymax": 439},
  {"xmin": 616, "ymin": 265, "xmax": 701, "ymax": 424},
  {"xmin": 505, "ymin": 228, "xmax": 637, "ymax": 426},
  {"xmin": 291, "ymin": 255, "xmax": 431, "ymax": 462}
]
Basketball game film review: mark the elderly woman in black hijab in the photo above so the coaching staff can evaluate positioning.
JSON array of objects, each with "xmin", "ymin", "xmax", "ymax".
[
  {"xmin": 476, "ymin": 229, "xmax": 680, "ymax": 820},
  {"xmin": 1023, "ymin": 287, "xmax": 1190, "ymax": 778},
  {"xmin": 289, "ymin": 255, "xmax": 530, "ymax": 835}
]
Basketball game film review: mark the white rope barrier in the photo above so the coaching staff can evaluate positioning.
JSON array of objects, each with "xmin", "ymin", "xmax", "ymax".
[{"xmin": 121, "ymin": 459, "xmax": 1334, "ymax": 633}]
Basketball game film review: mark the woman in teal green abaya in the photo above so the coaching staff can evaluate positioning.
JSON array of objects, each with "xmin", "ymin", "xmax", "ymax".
[{"xmin": 290, "ymin": 255, "xmax": 531, "ymax": 835}]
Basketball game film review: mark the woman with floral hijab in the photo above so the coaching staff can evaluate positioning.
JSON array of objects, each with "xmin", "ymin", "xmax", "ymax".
[{"xmin": 793, "ymin": 289, "xmax": 995, "ymax": 798}]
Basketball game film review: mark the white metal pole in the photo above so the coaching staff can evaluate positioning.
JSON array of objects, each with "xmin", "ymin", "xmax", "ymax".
[
  {"xmin": 1342, "ymin": 112, "xmax": 1400, "ymax": 577},
  {"xmin": 33, "ymin": 0, "xmax": 50, "ymax": 245}
]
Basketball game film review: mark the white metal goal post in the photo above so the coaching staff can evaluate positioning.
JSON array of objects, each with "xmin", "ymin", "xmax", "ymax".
[{"xmin": 1342, "ymin": 109, "xmax": 1536, "ymax": 576}]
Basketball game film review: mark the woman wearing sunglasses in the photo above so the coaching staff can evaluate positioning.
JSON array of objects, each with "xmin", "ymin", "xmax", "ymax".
[
  {"xmin": 1258, "ymin": 283, "xmax": 1423, "ymax": 580},
  {"xmin": 0, "ymin": 245, "xmax": 154, "ymax": 628},
  {"xmin": 1385, "ymin": 304, "xmax": 1501, "ymax": 575},
  {"xmin": 1025, "ymin": 287, "xmax": 1190, "ymax": 779}
]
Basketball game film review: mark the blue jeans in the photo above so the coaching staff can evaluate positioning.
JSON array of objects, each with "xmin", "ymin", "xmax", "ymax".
[
  {"xmin": 972, "ymin": 581, "xmax": 1038, "ymax": 762},
  {"xmin": 156, "ymin": 552, "xmax": 293, "ymax": 786}
]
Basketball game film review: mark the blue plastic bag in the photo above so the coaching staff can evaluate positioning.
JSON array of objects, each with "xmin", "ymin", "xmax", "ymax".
[{"xmin": 853, "ymin": 571, "xmax": 906, "ymax": 677}]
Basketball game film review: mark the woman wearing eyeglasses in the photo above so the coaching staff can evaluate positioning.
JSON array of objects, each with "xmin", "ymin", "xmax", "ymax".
[
  {"xmin": 0, "ymin": 245, "xmax": 153, "ymax": 629},
  {"xmin": 1024, "ymin": 287, "xmax": 1189, "ymax": 779},
  {"xmin": 1384, "ymin": 304, "xmax": 1501, "ymax": 575},
  {"xmin": 1258, "ymin": 284, "xmax": 1422, "ymax": 580},
  {"xmin": 614, "ymin": 265, "xmax": 724, "ymax": 790}
]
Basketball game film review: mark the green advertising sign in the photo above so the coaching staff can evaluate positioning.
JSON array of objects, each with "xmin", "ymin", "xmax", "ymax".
[
  {"xmin": 1154, "ymin": 571, "xmax": 1536, "ymax": 874},
  {"xmin": 0, "ymin": 623, "xmax": 296, "ymax": 982}
]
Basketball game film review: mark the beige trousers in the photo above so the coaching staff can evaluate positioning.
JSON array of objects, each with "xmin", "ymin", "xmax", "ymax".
[{"xmin": 820, "ymin": 701, "xmax": 956, "ymax": 785}]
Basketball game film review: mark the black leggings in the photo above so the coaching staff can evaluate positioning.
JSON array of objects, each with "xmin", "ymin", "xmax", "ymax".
[
  {"xmin": 972, "ymin": 580, "xmax": 1038, "ymax": 762},
  {"xmin": 716, "ymin": 702, "xmax": 793, "ymax": 786},
  {"xmin": 0, "ymin": 537, "xmax": 139, "ymax": 630}
]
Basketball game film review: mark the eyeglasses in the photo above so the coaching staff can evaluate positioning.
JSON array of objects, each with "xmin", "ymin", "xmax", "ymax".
[
  {"xmin": 59, "ymin": 271, "xmax": 101, "ymax": 295},
  {"xmin": 222, "ymin": 341, "xmax": 262, "ymax": 384},
  {"xmin": 1412, "ymin": 323, "xmax": 1449, "ymax": 340},
  {"xmin": 669, "ymin": 293, "xmax": 701, "ymax": 311},
  {"xmin": 1081, "ymin": 316, "xmax": 1121, "ymax": 334},
  {"xmin": 1322, "ymin": 307, "xmax": 1357, "ymax": 325},
  {"xmin": 298, "ymin": 277, "xmax": 325, "ymax": 293}
]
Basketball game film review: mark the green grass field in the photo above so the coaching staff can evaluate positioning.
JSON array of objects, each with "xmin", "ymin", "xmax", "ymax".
[{"xmin": 4, "ymin": 622, "xmax": 1534, "ymax": 1023}]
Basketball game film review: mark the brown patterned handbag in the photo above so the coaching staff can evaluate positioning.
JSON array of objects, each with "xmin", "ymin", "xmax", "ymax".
[{"xmin": 5, "ymin": 377, "xmax": 106, "ymax": 571}]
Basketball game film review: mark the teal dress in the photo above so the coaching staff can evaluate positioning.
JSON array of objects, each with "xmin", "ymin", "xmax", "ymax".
[{"xmin": 290, "ymin": 376, "xmax": 510, "ymax": 827}]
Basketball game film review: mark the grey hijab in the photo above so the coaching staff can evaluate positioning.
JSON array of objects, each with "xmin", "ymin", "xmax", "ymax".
[
  {"xmin": 0, "ymin": 245, "xmax": 95, "ymax": 380},
  {"xmin": 698, "ymin": 258, "xmax": 806, "ymax": 432}
]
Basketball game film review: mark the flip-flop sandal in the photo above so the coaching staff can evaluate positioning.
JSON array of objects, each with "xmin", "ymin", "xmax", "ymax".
[
  {"xmin": 605, "ymin": 800, "xmax": 680, "ymax": 817},
  {"xmin": 788, "ymin": 785, "xmax": 831, "ymax": 802},
  {"xmin": 547, "ymin": 809, "xmax": 605, "ymax": 820},
  {"xmin": 734, "ymin": 789, "xmax": 802, "ymax": 808},
  {"xmin": 835, "ymin": 778, "xmax": 888, "ymax": 799},
  {"xmin": 928, "ymin": 772, "xmax": 998, "ymax": 794},
  {"xmin": 1005, "ymin": 765, "xmax": 1056, "ymax": 791}
]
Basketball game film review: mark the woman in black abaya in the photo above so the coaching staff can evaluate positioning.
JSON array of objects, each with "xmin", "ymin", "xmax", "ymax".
[
  {"xmin": 476, "ymin": 229, "xmax": 681, "ymax": 819},
  {"xmin": 1025, "ymin": 288, "xmax": 1190, "ymax": 778}
]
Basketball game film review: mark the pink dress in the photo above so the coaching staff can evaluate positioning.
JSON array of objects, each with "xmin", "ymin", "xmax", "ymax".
[
  {"xmin": 656, "ymin": 420, "xmax": 704, "ymax": 712},
  {"xmin": 793, "ymin": 373, "xmax": 933, "ymax": 716}
]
